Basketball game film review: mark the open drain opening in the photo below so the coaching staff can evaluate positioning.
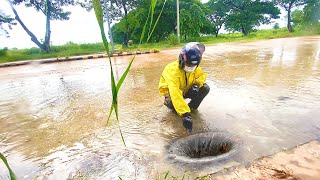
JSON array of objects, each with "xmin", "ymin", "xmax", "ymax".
[
  {"xmin": 182, "ymin": 141, "xmax": 232, "ymax": 158},
  {"xmin": 167, "ymin": 132, "xmax": 240, "ymax": 164}
]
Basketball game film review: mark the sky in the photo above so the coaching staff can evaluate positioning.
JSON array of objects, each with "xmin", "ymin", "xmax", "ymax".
[{"xmin": 0, "ymin": 0, "xmax": 287, "ymax": 49}]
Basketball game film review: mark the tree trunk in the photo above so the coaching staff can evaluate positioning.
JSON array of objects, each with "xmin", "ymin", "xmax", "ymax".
[
  {"xmin": 104, "ymin": 0, "xmax": 114, "ymax": 53},
  {"xmin": 122, "ymin": 0, "xmax": 129, "ymax": 47},
  {"xmin": 44, "ymin": 0, "xmax": 51, "ymax": 52},
  {"xmin": 241, "ymin": 24, "xmax": 248, "ymax": 36},
  {"xmin": 8, "ymin": 1, "xmax": 48, "ymax": 52},
  {"xmin": 215, "ymin": 25, "xmax": 222, "ymax": 37},
  {"xmin": 287, "ymin": 9, "xmax": 294, "ymax": 32}
]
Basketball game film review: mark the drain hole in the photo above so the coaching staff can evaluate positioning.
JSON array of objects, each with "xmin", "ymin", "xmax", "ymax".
[
  {"xmin": 167, "ymin": 132, "xmax": 240, "ymax": 164},
  {"xmin": 183, "ymin": 141, "xmax": 232, "ymax": 158}
]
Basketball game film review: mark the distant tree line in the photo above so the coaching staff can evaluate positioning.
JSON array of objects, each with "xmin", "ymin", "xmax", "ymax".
[{"xmin": 1, "ymin": 0, "xmax": 319, "ymax": 52}]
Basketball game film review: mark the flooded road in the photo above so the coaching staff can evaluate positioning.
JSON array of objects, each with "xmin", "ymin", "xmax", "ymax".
[{"xmin": 0, "ymin": 36, "xmax": 320, "ymax": 179}]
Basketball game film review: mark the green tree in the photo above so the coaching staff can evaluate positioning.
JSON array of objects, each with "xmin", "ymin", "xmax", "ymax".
[
  {"xmin": 180, "ymin": 0, "xmax": 206, "ymax": 39},
  {"xmin": 291, "ymin": 9, "xmax": 304, "ymax": 25},
  {"xmin": 112, "ymin": 0, "xmax": 208, "ymax": 43},
  {"xmin": 274, "ymin": 0, "xmax": 309, "ymax": 32},
  {"xmin": 0, "ymin": 10, "xmax": 16, "ymax": 38},
  {"xmin": 108, "ymin": 0, "xmax": 140, "ymax": 47},
  {"xmin": 199, "ymin": 18, "xmax": 215, "ymax": 36},
  {"xmin": 112, "ymin": 0, "xmax": 176, "ymax": 43},
  {"xmin": 303, "ymin": 0, "xmax": 320, "ymax": 25},
  {"xmin": 80, "ymin": 0, "xmax": 140, "ymax": 47},
  {"xmin": 111, "ymin": 7, "xmax": 145, "ymax": 44},
  {"xmin": 8, "ymin": 0, "xmax": 79, "ymax": 52},
  {"xmin": 223, "ymin": 0, "xmax": 280, "ymax": 36},
  {"xmin": 204, "ymin": 0, "xmax": 229, "ymax": 37}
]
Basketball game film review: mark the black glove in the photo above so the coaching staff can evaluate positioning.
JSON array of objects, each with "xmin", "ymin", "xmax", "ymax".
[{"xmin": 182, "ymin": 113, "xmax": 193, "ymax": 133}]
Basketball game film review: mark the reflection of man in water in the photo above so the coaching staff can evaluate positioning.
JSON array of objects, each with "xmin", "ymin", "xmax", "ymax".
[{"xmin": 158, "ymin": 42, "xmax": 210, "ymax": 133}]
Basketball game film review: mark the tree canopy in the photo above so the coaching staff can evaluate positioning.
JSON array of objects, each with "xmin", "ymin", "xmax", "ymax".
[
  {"xmin": 6, "ymin": 0, "xmax": 319, "ymax": 50},
  {"xmin": 303, "ymin": 0, "xmax": 320, "ymax": 25},
  {"xmin": 291, "ymin": 0, "xmax": 320, "ymax": 32},
  {"xmin": 274, "ymin": 0, "xmax": 309, "ymax": 32},
  {"xmin": 0, "ymin": 10, "xmax": 16, "ymax": 38},
  {"xmin": 112, "ymin": 0, "xmax": 211, "ymax": 44},
  {"xmin": 223, "ymin": 0, "xmax": 280, "ymax": 35},
  {"xmin": 179, "ymin": 0, "xmax": 207, "ymax": 39},
  {"xmin": 204, "ymin": 0, "xmax": 229, "ymax": 37},
  {"xmin": 9, "ymin": 0, "xmax": 80, "ymax": 52}
]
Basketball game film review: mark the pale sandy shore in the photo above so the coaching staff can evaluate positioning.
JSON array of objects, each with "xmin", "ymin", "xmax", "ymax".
[{"xmin": 205, "ymin": 140, "xmax": 320, "ymax": 180}]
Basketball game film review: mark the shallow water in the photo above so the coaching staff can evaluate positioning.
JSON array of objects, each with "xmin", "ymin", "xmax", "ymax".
[{"xmin": 0, "ymin": 36, "xmax": 320, "ymax": 179}]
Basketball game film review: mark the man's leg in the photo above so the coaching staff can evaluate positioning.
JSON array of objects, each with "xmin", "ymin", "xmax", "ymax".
[
  {"xmin": 164, "ymin": 95, "xmax": 175, "ymax": 110},
  {"xmin": 188, "ymin": 83, "xmax": 210, "ymax": 109}
]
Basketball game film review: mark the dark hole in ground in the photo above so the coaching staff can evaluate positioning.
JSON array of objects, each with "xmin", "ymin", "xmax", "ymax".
[
  {"xmin": 184, "ymin": 141, "xmax": 232, "ymax": 158},
  {"xmin": 167, "ymin": 132, "xmax": 241, "ymax": 164},
  {"xmin": 175, "ymin": 135, "xmax": 233, "ymax": 158}
]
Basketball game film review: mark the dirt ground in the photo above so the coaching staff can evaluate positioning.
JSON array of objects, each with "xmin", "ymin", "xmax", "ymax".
[{"xmin": 206, "ymin": 140, "xmax": 320, "ymax": 180}]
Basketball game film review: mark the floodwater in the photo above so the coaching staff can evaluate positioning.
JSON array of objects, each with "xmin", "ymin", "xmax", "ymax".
[{"xmin": 0, "ymin": 36, "xmax": 320, "ymax": 179}]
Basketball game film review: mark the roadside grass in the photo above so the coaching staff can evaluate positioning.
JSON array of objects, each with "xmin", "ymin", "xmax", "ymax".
[{"xmin": 1, "ymin": 27, "xmax": 319, "ymax": 64}]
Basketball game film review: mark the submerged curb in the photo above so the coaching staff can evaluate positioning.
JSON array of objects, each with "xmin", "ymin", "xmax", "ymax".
[{"xmin": 0, "ymin": 49, "xmax": 159, "ymax": 68}]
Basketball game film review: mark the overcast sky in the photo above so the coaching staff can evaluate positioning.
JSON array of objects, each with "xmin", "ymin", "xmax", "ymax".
[{"xmin": 0, "ymin": 0, "xmax": 287, "ymax": 49}]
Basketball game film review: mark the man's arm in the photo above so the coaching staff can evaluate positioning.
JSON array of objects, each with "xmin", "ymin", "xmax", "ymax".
[
  {"xmin": 162, "ymin": 71, "xmax": 191, "ymax": 116},
  {"xmin": 194, "ymin": 66, "xmax": 207, "ymax": 87}
]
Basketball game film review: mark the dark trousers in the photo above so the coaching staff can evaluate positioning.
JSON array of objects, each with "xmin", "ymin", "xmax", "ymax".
[{"xmin": 164, "ymin": 83, "xmax": 210, "ymax": 111}]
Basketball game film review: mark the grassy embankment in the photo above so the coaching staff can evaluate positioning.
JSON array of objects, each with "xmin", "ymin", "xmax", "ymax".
[{"xmin": 0, "ymin": 27, "xmax": 319, "ymax": 64}]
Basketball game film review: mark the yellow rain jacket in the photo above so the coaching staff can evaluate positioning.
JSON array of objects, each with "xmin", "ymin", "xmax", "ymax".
[{"xmin": 159, "ymin": 60, "xmax": 207, "ymax": 116}]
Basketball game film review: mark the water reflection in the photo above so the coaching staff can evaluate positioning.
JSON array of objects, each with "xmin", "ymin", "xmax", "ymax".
[{"xmin": 0, "ymin": 36, "xmax": 320, "ymax": 179}]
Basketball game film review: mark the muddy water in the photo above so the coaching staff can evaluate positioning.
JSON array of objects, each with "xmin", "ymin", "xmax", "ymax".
[{"xmin": 0, "ymin": 36, "xmax": 320, "ymax": 179}]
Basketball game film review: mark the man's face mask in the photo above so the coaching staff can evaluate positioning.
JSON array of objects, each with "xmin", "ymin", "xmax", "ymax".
[{"xmin": 184, "ymin": 65, "xmax": 196, "ymax": 73}]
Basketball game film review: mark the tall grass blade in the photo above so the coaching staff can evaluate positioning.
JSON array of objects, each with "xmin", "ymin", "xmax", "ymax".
[
  {"xmin": 0, "ymin": 153, "xmax": 16, "ymax": 180},
  {"xmin": 93, "ymin": 0, "xmax": 125, "ymax": 145},
  {"xmin": 106, "ymin": 103, "xmax": 113, "ymax": 125},
  {"xmin": 116, "ymin": 56, "xmax": 135, "ymax": 91},
  {"xmin": 139, "ymin": 4, "xmax": 152, "ymax": 45},
  {"xmin": 164, "ymin": 170, "xmax": 170, "ymax": 179},
  {"xmin": 109, "ymin": 61, "xmax": 126, "ymax": 145},
  {"xmin": 93, "ymin": 0, "xmax": 165, "ymax": 146},
  {"xmin": 181, "ymin": 175, "xmax": 185, "ymax": 180},
  {"xmin": 147, "ymin": 0, "xmax": 156, "ymax": 37},
  {"xmin": 118, "ymin": 121, "xmax": 126, "ymax": 146},
  {"xmin": 92, "ymin": 0, "xmax": 110, "ymax": 56},
  {"xmin": 147, "ymin": 0, "xmax": 167, "ymax": 42}
]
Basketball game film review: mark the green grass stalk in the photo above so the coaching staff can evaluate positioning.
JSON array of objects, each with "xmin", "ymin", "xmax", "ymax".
[
  {"xmin": 92, "ymin": 0, "xmax": 166, "ymax": 145},
  {"xmin": 0, "ymin": 152, "xmax": 16, "ymax": 180}
]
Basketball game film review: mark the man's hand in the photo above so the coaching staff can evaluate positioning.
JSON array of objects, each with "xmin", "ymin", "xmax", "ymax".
[{"xmin": 182, "ymin": 113, "xmax": 193, "ymax": 133}]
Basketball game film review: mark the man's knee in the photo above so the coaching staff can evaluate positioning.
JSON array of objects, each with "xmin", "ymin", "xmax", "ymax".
[{"xmin": 200, "ymin": 83, "xmax": 210, "ymax": 96}]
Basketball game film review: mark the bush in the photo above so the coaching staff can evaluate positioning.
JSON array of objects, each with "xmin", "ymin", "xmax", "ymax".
[
  {"xmin": 21, "ymin": 47, "xmax": 41, "ymax": 55},
  {"xmin": 273, "ymin": 23, "xmax": 280, "ymax": 29},
  {"xmin": 0, "ymin": 47, "xmax": 8, "ymax": 56},
  {"xmin": 128, "ymin": 40, "xmax": 133, "ymax": 46},
  {"xmin": 166, "ymin": 33, "xmax": 179, "ymax": 45}
]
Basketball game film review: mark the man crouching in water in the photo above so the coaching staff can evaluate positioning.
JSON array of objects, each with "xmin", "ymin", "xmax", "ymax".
[{"xmin": 158, "ymin": 42, "xmax": 210, "ymax": 133}]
